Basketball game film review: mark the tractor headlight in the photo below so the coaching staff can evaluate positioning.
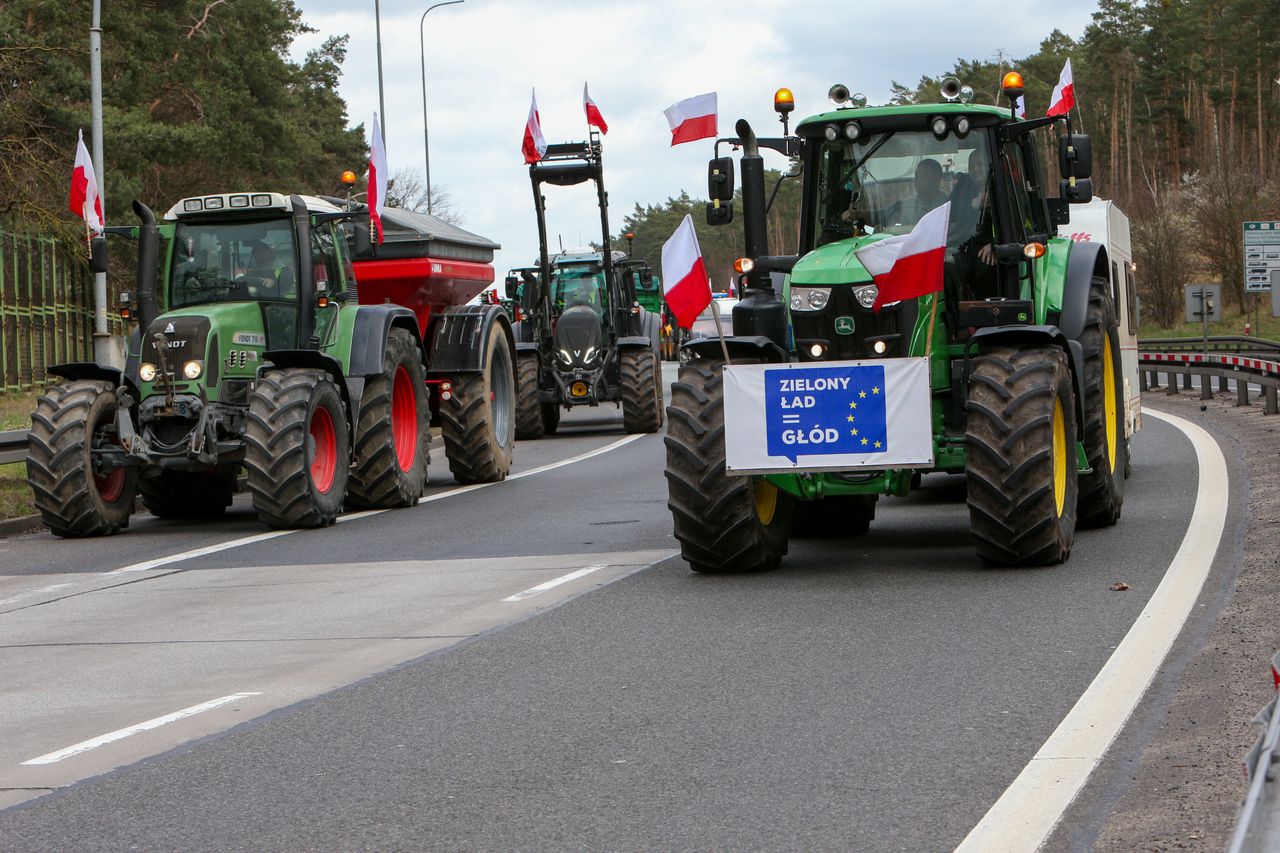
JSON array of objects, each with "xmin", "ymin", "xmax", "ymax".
[
  {"xmin": 139, "ymin": 362, "xmax": 157, "ymax": 382},
  {"xmin": 557, "ymin": 348, "xmax": 573, "ymax": 366},
  {"xmin": 853, "ymin": 284, "xmax": 879, "ymax": 310},
  {"xmin": 790, "ymin": 287, "xmax": 830, "ymax": 312},
  {"xmin": 182, "ymin": 360, "xmax": 203, "ymax": 380},
  {"xmin": 930, "ymin": 115, "xmax": 949, "ymax": 138},
  {"xmin": 823, "ymin": 123, "xmax": 839, "ymax": 142},
  {"xmin": 582, "ymin": 346, "xmax": 599, "ymax": 365},
  {"xmin": 843, "ymin": 121, "xmax": 861, "ymax": 141}
]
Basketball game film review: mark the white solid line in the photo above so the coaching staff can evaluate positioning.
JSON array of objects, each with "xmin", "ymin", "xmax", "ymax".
[
  {"xmin": 109, "ymin": 433, "xmax": 645, "ymax": 574},
  {"xmin": 954, "ymin": 408, "xmax": 1229, "ymax": 853},
  {"xmin": 503, "ymin": 565, "xmax": 605, "ymax": 602},
  {"xmin": 21, "ymin": 692, "xmax": 263, "ymax": 766}
]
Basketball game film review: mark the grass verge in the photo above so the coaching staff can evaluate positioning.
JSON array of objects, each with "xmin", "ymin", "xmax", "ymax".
[{"xmin": 0, "ymin": 462, "xmax": 34, "ymax": 523}]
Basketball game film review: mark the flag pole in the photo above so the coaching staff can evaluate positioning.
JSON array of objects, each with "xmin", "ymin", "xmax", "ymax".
[
  {"xmin": 709, "ymin": 298, "xmax": 732, "ymax": 363},
  {"xmin": 925, "ymin": 293, "xmax": 939, "ymax": 357}
]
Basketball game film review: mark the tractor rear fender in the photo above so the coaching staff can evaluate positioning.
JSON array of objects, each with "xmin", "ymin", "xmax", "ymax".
[
  {"xmin": 615, "ymin": 335, "xmax": 654, "ymax": 350},
  {"xmin": 348, "ymin": 305, "xmax": 421, "ymax": 376},
  {"xmin": 969, "ymin": 325, "xmax": 1088, "ymax": 433},
  {"xmin": 427, "ymin": 304, "xmax": 515, "ymax": 375},
  {"xmin": 1057, "ymin": 240, "xmax": 1109, "ymax": 340},
  {"xmin": 48, "ymin": 362, "xmax": 140, "ymax": 398},
  {"xmin": 260, "ymin": 349, "xmax": 356, "ymax": 435},
  {"xmin": 681, "ymin": 335, "xmax": 788, "ymax": 364}
]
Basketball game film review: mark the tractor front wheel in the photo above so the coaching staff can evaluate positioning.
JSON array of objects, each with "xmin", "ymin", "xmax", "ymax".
[
  {"xmin": 1077, "ymin": 276, "xmax": 1127, "ymax": 527},
  {"xmin": 965, "ymin": 345, "xmax": 1078, "ymax": 565},
  {"xmin": 514, "ymin": 353, "xmax": 544, "ymax": 440},
  {"xmin": 246, "ymin": 368, "xmax": 349, "ymax": 528},
  {"xmin": 665, "ymin": 358, "xmax": 792, "ymax": 573},
  {"xmin": 621, "ymin": 347, "xmax": 663, "ymax": 434},
  {"xmin": 441, "ymin": 326, "xmax": 515, "ymax": 483},
  {"xmin": 347, "ymin": 328, "xmax": 429, "ymax": 509},
  {"xmin": 27, "ymin": 380, "xmax": 138, "ymax": 537}
]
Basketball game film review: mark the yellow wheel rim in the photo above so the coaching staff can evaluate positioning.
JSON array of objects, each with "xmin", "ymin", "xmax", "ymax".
[
  {"xmin": 1052, "ymin": 398, "xmax": 1067, "ymax": 518},
  {"xmin": 1103, "ymin": 334, "xmax": 1118, "ymax": 474},
  {"xmin": 754, "ymin": 479, "xmax": 778, "ymax": 526}
]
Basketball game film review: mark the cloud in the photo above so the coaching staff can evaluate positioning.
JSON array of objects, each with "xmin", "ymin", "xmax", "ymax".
[{"xmin": 291, "ymin": 0, "xmax": 1099, "ymax": 274}]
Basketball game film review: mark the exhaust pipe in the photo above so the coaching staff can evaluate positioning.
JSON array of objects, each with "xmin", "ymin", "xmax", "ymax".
[{"xmin": 132, "ymin": 200, "xmax": 159, "ymax": 334}]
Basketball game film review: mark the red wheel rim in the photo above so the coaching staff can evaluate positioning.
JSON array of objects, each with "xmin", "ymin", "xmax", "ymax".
[
  {"xmin": 92, "ymin": 409, "xmax": 126, "ymax": 503},
  {"xmin": 391, "ymin": 366, "xmax": 418, "ymax": 471},
  {"xmin": 309, "ymin": 404, "xmax": 338, "ymax": 494}
]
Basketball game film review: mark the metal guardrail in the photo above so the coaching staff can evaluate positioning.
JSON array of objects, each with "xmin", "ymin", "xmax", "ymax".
[
  {"xmin": 1139, "ymin": 351, "xmax": 1280, "ymax": 414},
  {"xmin": 1141, "ymin": 336, "xmax": 1280, "ymax": 359},
  {"xmin": 0, "ymin": 429, "xmax": 28, "ymax": 465},
  {"xmin": 1227, "ymin": 651, "xmax": 1280, "ymax": 852}
]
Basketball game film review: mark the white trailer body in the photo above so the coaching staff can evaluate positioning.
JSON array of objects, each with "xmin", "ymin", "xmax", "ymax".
[{"xmin": 1063, "ymin": 198, "xmax": 1142, "ymax": 437}]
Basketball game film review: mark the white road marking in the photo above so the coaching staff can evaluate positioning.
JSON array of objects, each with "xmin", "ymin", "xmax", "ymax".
[
  {"xmin": 955, "ymin": 408, "xmax": 1229, "ymax": 853},
  {"xmin": 21, "ymin": 692, "xmax": 262, "ymax": 766},
  {"xmin": 502, "ymin": 565, "xmax": 605, "ymax": 602},
  {"xmin": 0, "ymin": 583, "xmax": 71, "ymax": 607},
  {"xmin": 108, "ymin": 433, "xmax": 644, "ymax": 574}
]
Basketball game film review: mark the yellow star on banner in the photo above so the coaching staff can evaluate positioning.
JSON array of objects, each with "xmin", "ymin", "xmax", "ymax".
[
  {"xmin": 851, "ymin": 427, "xmax": 858, "ymax": 435},
  {"xmin": 872, "ymin": 386, "xmax": 880, "ymax": 395},
  {"xmin": 846, "ymin": 414, "xmax": 855, "ymax": 422},
  {"xmin": 848, "ymin": 400, "xmax": 857, "ymax": 409},
  {"xmin": 859, "ymin": 390, "xmax": 867, "ymax": 399},
  {"xmin": 874, "ymin": 440, "xmax": 882, "ymax": 448},
  {"xmin": 860, "ymin": 437, "xmax": 868, "ymax": 446}
]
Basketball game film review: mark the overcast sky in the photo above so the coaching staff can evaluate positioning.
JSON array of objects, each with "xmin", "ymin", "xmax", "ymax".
[{"xmin": 290, "ymin": 0, "xmax": 1100, "ymax": 280}]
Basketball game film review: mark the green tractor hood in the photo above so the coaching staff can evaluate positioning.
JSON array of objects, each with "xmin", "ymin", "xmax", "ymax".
[{"xmin": 789, "ymin": 235, "xmax": 890, "ymax": 286}]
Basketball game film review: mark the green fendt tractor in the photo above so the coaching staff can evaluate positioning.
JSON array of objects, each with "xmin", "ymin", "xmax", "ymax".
[
  {"xmin": 28, "ymin": 192, "xmax": 515, "ymax": 536},
  {"xmin": 665, "ymin": 76, "xmax": 1138, "ymax": 571},
  {"xmin": 508, "ymin": 134, "xmax": 664, "ymax": 439}
]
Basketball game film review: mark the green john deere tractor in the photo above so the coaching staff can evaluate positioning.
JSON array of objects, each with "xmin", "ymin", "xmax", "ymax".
[
  {"xmin": 28, "ymin": 192, "xmax": 515, "ymax": 536},
  {"xmin": 665, "ymin": 75, "xmax": 1137, "ymax": 571}
]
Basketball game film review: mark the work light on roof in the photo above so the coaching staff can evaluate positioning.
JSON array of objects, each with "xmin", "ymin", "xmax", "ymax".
[
  {"xmin": 229, "ymin": 195, "xmax": 249, "ymax": 208},
  {"xmin": 844, "ymin": 121, "xmax": 861, "ymax": 141},
  {"xmin": 251, "ymin": 194, "xmax": 272, "ymax": 207},
  {"xmin": 204, "ymin": 196, "xmax": 224, "ymax": 210},
  {"xmin": 183, "ymin": 199, "xmax": 203, "ymax": 212},
  {"xmin": 824, "ymin": 123, "xmax": 840, "ymax": 142}
]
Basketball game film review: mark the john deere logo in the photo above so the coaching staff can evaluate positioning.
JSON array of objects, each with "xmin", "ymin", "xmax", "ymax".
[{"xmin": 834, "ymin": 316, "xmax": 856, "ymax": 335}]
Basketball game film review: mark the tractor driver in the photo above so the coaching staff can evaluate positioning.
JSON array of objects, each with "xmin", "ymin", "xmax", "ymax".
[
  {"xmin": 241, "ymin": 243, "xmax": 297, "ymax": 300},
  {"xmin": 883, "ymin": 158, "xmax": 949, "ymax": 228}
]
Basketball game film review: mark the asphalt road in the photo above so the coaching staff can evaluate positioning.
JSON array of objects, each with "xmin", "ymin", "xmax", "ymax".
[{"xmin": 0, "ymin": 371, "xmax": 1229, "ymax": 851}]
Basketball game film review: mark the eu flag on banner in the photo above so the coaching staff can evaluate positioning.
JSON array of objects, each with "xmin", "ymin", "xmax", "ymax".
[{"xmin": 764, "ymin": 364, "xmax": 888, "ymax": 463}]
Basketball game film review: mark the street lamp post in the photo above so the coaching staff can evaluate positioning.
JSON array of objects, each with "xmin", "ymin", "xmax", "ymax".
[{"xmin": 420, "ymin": 0, "xmax": 464, "ymax": 215}]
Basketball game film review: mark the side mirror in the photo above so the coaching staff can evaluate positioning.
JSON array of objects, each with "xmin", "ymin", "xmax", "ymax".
[
  {"xmin": 1059, "ymin": 177, "xmax": 1094, "ymax": 204},
  {"xmin": 708, "ymin": 156, "xmax": 734, "ymax": 201},
  {"xmin": 1058, "ymin": 133, "xmax": 1092, "ymax": 179},
  {"xmin": 504, "ymin": 275, "xmax": 520, "ymax": 300},
  {"xmin": 706, "ymin": 200, "xmax": 734, "ymax": 226},
  {"xmin": 352, "ymin": 221, "xmax": 373, "ymax": 257},
  {"xmin": 89, "ymin": 236, "xmax": 109, "ymax": 274},
  {"xmin": 520, "ymin": 270, "xmax": 543, "ymax": 310}
]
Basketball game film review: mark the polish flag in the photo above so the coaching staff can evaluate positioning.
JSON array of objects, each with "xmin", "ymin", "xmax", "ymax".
[
  {"xmin": 368, "ymin": 113, "xmax": 388, "ymax": 244},
  {"xmin": 523, "ymin": 89, "xmax": 547, "ymax": 164},
  {"xmin": 663, "ymin": 93, "xmax": 717, "ymax": 146},
  {"xmin": 584, "ymin": 83, "xmax": 608, "ymax": 134},
  {"xmin": 69, "ymin": 129, "xmax": 104, "ymax": 234},
  {"xmin": 1016, "ymin": 94, "xmax": 1027, "ymax": 119},
  {"xmin": 1046, "ymin": 59, "xmax": 1075, "ymax": 118},
  {"xmin": 660, "ymin": 214, "xmax": 712, "ymax": 328},
  {"xmin": 854, "ymin": 202, "xmax": 951, "ymax": 312}
]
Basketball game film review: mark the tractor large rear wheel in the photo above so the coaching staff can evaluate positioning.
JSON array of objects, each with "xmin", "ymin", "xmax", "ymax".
[
  {"xmin": 441, "ymin": 326, "xmax": 514, "ymax": 483},
  {"xmin": 246, "ymin": 368, "xmax": 349, "ymax": 528},
  {"xmin": 347, "ymin": 328, "xmax": 429, "ymax": 509},
  {"xmin": 1077, "ymin": 276, "xmax": 1127, "ymax": 527},
  {"xmin": 621, "ymin": 347, "xmax": 663, "ymax": 434},
  {"xmin": 665, "ymin": 358, "xmax": 792, "ymax": 573},
  {"xmin": 27, "ymin": 380, "xmax": 138, "ymax": 537},
  {"xmin": 965, "ymin": 345, "xmax": 1078, "ymax": 565},
  {"xmin": 514, "ymin": 353, "xmax": 544, "ymax": 440},
  {"xmin": 140, "ymin": 468, "xmax": 237, "ymax": 518}
]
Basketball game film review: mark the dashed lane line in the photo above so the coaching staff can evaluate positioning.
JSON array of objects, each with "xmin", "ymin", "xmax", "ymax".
[
  {"xmin": 502, "ymin": 565, "xmax": 605, "ymax": 601},
  {"xmin": 954, "ymin": 408, "xmax": 1229, "ymax": 853}
]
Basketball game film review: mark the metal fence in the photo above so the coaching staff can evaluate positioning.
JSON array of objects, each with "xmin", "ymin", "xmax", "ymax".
[{"xmin": 0, "ymin": 229, "xmax": 97, "ymax": 392}]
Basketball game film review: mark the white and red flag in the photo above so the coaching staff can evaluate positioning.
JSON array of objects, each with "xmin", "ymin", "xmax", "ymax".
[
  {"xmin": 1046, "ymin": 58, "xmax": 1075, "ymax": 117},
  {"xmin": 69, "ymin": 129, "xmax": 104, "ymax": 234},
  {"xmin": 660, "ymin": 214, "xmax": 712, "ymax": 328},
  {"xmin": 1015, "ymin": 94, "xmax": 1028, "ymax": 119},
  {"xmin": 523, "ymin": 89, "xmax": 548, "ymax": 164},
  {"xmin": 663, "ymin": 93, "xmax": 717, "ymax": 146},
  {"xmin": 368, "ymin": 112, "xmax": 388, "ymax": 244},
  {"xmin": 583, "ymin": 83, "xmax": 608, "ymax": 134},
  {"xmin": 854, "ymin": 202, "xmax": 951, "ymax": 313}
]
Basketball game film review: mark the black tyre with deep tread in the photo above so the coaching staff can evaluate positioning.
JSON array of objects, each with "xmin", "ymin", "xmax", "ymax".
[
  {"xmin": 965, "ymin": 345, "xmax": 1078, "ymax": 565},
  {"xmin": 665, "ymin": 358, "xmax": 793, "ymax": 573},
  {"xmin": 514, "ymin": 353, "xmax": 544, "ymax": 440},
  {"xmin": 791, "ymin": 494, "xmax": 877, "ymax": 538},
  {"xmin": 139, "ymin": 468, "xmax": 236, "ymax": 518},
  {"xmin": 27, "ymin": 380, "xmax": 138, "ymax": 537},
  {"xmin": 1076, "ymin": 276, "xmax": 1127, "ymax": 527},
  {"xmin": 346, "ymin": 328, "xmax": 429, "ymax": 509},
  {"xmin": 441, "ymin": 326, "xmax": 515, "ymax": 483},
  {"xmin": 245, "ymin": 368, "xmax": 349, "ymax": 528},
  {"xmin": 621, "ymin": 347, "xmax": 664, "ymax": 434},
  {"xmin": 541, "ymin": 402, "xmax": 560, "ymax": 434}
]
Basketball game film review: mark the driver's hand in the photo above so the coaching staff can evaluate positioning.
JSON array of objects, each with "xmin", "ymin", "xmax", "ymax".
[{"xmin": 978, "ymin": 244, "xmax": 995, "ymax": 265}]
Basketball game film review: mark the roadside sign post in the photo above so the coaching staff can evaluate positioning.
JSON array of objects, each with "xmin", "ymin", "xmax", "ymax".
[{"xmin": 1244, "ymin": 221, "xmax": 1279, "ymax": 331}]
